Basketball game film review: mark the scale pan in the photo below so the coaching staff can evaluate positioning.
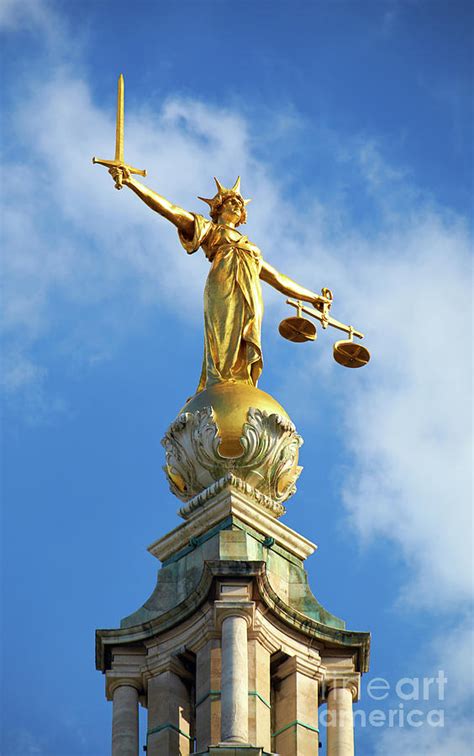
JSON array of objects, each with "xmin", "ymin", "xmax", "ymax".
[
  {"xmin": 279, "ymin": 316, "xmax": 317, "ymax": 343},
  {"xmin": 333, "ymin": 339, "xmax": 370, "ymax": 368}
]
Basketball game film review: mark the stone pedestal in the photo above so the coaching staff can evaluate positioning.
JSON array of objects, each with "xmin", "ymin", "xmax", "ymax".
[{"xmin": 97, "ymin": 480, "xmax": 370, "ymax": 755}]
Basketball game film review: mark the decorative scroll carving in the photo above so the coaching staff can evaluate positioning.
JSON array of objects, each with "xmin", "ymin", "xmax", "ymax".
[{"xmin": 162, "ymin": 407, "xmax": 303, "ymax": 507}]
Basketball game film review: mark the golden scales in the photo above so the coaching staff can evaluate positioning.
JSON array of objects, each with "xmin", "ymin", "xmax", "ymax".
[{"xmin": 279, "ymin": 289, "xmax": 371, "ymax": 368}]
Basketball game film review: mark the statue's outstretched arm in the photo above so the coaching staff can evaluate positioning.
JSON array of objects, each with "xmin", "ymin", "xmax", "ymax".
[
  {"xmin": 260, "ymin": 259, "xmax": 329, "ymax": 306},
  {"xmin": 109, "ymin": 166, "xmax": 195, "ymax": 239}
]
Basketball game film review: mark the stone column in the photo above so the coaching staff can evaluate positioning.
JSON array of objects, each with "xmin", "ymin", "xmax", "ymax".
[
  {"xmin": 272, "ymin": 656, "xmax": 321, "ymax": 755},
  {"xmin": 214, "ymin": 598, "xmax": 254, "ymax": 746},
  {"xmin": 146, "ymin": 661, "xmax": 192, "ymax": 756},
  {"xmin": 221, "ymin": 614, "xmax": 249, "ymax": 743},
  {"xmin": 111, "ymin": 683, "xmax": 139, "ymax": 756},
  {"xmin": 326, "ymin": 680, "xmax": 358, "ymax": 756}
]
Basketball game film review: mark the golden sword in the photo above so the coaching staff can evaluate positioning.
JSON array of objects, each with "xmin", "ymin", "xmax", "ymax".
[{"xmin": 92, "ymin": 74, "xmax": 147, "ymax": 190}]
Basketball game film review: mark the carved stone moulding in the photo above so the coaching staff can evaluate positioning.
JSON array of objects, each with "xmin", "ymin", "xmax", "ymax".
[
  {"xmin": 177, "ymin": 473, "xmax": 287, "ymax": 520},
  {"xmin": 161, "ymin": 405, "xmax": 303, "ymax": 507}
]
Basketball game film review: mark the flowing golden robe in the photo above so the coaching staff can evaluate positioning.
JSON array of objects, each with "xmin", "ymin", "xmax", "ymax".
[{"xmin": 179, "ymin": 214, "xmax": 263, "ymax": 392}]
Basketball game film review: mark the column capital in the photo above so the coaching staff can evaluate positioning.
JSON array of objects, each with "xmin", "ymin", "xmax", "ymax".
[
  {"xmin": 142, "ymin": 654, "xmax": 194, "ymax": 685},
  {"xmin": 214, "ymin": 600, "xmax": 255, "ymax": 630},
  {"xmin": 106, "ymin": 673, "xmax": 142, "ymax": 701},
  {"xmin": 247, "ymin": 622, "xmax": 280, "ymax": 655},
  {"xmin": 273, "ymin": 654, "xmax": 323, "ymax": 682},
  {"xmin": 323, "ymin": 673, "xmax": 360, "ymax": 702},
  {"xmin": 188, "ymin": 626, "xmax": 220, "ymax": 654}
]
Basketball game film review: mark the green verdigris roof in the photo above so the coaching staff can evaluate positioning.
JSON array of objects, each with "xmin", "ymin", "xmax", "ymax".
[
  {"xmin": 96, "ymin": 516, "xmax": 370, "ymax": 674},
  {"xmin": 121, "ymin": 517, "xmax": 345, "ymax": 631}
]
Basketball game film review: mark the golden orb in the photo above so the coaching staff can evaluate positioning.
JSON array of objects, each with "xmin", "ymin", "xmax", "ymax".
[{"xmin": 179, "ymin": 381, "xmax": 292, "ymax": 458}]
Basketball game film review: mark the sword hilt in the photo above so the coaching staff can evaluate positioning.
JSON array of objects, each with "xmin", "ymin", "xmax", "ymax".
[{"xmin": 92, "ymin": 157, "xmax": 147, "ymax": 189}]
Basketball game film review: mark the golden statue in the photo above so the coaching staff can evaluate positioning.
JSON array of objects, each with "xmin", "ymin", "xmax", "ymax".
[
  {"xmin": 110, "ymin": 169, "xmax": 333, "ymax": 391},
  {"xmin": 93, "ymin": 76, "xmax": 369, "ymax": 392}
]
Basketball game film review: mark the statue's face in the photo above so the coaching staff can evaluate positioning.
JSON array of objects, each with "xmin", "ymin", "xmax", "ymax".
[{"xmin": 219, "ymin": 196, "xmax": 242, "ymax": 225}]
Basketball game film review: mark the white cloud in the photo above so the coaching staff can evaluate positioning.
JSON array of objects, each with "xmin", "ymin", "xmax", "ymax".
[
  {"xmin": 336, "ymin": 212, "xmax": 472, "ymax": 607},
  {"xmin": 0, "ymin": 0, "xmax": 74, "ymax": 56}
]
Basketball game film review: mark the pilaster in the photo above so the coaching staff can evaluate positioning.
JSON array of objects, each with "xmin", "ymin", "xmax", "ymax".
[
  {"xmin": 146, "ymin": 658, "xmax": 193, "ymax": 755},
  {"xmin": 195, "ymin": 637, "xmax": 222, "ymax": 752},
  {"xmin": 247, "ymin": 633, "xmax": 272, "ymax": 752},
  {"xmin": 272, "ymin": 656, "xmax": 322, "ymax": 755}
]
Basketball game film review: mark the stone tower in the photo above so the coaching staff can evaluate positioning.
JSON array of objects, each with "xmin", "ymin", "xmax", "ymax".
[{"xmin": 96, "ymin": 382, "xmax": 370, "ymax": 755}]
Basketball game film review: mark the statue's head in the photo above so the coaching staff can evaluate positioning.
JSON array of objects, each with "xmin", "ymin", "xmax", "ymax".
[{"xmin": 198, "ymin": 177, "xmax": 251, "ymax": 225}]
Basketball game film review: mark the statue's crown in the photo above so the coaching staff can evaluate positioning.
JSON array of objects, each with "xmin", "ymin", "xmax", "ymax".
[{"xmin": 198, "ymin": 177, "xmax": 251, "ymax": 225}]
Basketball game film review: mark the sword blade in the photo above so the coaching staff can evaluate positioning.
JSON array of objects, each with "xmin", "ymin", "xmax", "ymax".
[{"xmin": 115, "ymin": 74, "xmax": 124, "ymax": 163}]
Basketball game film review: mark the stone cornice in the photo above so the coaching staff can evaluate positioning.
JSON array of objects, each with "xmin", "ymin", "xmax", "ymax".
[
  {"xmin": 96, "ymin": 561, "xmax": 370, "ymax": 674},
  {"xmin": 148, "ymin": 484, "xmax": 316, "ymax": 563},
  {"xmin": 179, "ymin": 473, "xmax": 287, "ymax": 519},
  {"xmin": 142, "ymin": 655, "xmax": 194, "ymax": 685}
]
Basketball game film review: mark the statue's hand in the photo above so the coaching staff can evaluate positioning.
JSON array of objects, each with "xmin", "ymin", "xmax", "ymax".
[
  {"xmin": 313, "ymin": 288, "xmax": 333, "ymax": 311},
  {"xmin": 312, "ymin": 296, "xmax": 330, "ymax": 312},
  {"xmin": 108, "ymin": 165, "xmax": 131, "ymax": 187}
]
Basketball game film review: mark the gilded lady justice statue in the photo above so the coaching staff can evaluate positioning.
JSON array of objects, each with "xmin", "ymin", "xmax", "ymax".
[
  {"xmin": 110, "ymin": 171, "xmax": 328, "ymax": 392},
  {"xmin": 121, "ymin": 171, "xmax": 334, "ymax": 384},
  {"xmin": 93, "ymin": 75, "xmax": 369, "ymax": 508}
]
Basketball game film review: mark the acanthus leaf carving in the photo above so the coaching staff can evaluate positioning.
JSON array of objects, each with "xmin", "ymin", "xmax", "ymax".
[{"xmin": 161, "ymin": 406, "xmax": 303, "ymax": 512}]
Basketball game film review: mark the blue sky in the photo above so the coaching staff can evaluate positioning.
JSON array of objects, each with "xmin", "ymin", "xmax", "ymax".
[{"xmin": 1, "ymin": 0, "xmax": 472, "ymax": 754}]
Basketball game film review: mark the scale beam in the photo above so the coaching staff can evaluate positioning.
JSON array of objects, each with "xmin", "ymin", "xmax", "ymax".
[{"xmin": 286, "ymin": 298, "xmax": 364, "ymax": 340}]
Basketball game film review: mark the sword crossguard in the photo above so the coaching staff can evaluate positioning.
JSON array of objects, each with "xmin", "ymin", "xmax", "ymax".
[{"xmin": 92, "ymin": 158, "xmax": 147, "ymax": 190}]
